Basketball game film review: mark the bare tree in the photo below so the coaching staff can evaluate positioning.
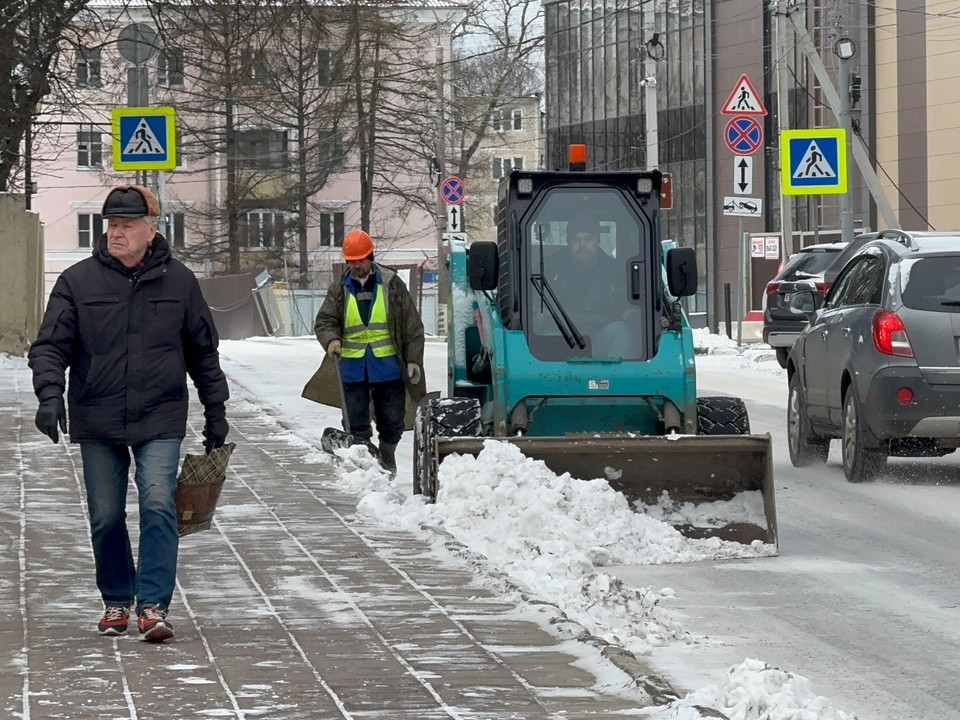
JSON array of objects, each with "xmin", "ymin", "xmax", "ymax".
[
  {"xmin": 149, "ymin": 0, "xmax": 282, "ymax": 275},
  {"xmin": 448, "ymin": 0, "xmax": 544, "ymax": 178},
  {"xmin": 341, "ymin": 1, "xmax": 445, "ymax": 251},
  {"xmin": 0, "ymin": 0, "xmax": 95, "ymax": 193}
]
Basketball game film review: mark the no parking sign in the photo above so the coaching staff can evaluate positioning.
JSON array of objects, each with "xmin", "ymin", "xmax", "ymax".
[{"xmin": 440, "ymin": 176, "xmax": 466, "ymax": 205}]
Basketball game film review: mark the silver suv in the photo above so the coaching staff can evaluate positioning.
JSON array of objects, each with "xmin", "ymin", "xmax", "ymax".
[{"xmin": 786, "ymin": 231, "xmax": 960, "ymax": 482}]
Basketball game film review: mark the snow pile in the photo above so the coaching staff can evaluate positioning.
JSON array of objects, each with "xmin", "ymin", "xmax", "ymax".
[
  {"xmin": 343, "ymin": 439, "xmax": 772, "ymax": 656},
  {"xmin": 643, "ymin": 658, "xmax": 857, "ymax": 719}
]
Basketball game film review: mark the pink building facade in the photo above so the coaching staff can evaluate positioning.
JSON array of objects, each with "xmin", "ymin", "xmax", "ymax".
[{"xmin": 31, "ymin": 0, "xmax": 464, "ymax": 298}]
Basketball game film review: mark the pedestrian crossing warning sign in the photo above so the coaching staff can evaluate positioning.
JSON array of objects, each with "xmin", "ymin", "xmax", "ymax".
[
  {"xmin": 111, "ymin": 106, "xmax": 177, "ymax": 171},
  {"xmin": 721, "ymin": 74, "xmax": 767, "ymax": 116},
  {"xmin": 780, "ymin": 128, "xmax": 848, "ymax": 195},
  {"xmin": 123, "ymin": 119, "xmax": 164, "ymax": 155}
]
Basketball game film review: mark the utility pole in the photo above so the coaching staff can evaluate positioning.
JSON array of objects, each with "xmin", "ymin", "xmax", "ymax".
[
  {"xmin": 435, "ymin": 40, "xmax": 449, "ymax": 326},
  {"xmin": 775, "ymin": 0, "xmax": 795, "ymax": 257},
  {"xmin": 836, "ymin": 0, "xmax": 855, "ymax": 243},
  {"xmin": 24, "ymin": 119, "xmax": 32, "ymax": 211},
  {"xmin": 641, "ymin": 6, "xmax": 660, "ymax": 169}
]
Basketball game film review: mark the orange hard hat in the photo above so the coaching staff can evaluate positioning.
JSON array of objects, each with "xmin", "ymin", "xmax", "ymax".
[{"xmin": 342, "ymin": 229, "xmax": 374, "ymax": 260}]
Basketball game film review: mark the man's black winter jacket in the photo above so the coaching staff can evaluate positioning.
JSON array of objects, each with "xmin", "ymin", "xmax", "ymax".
[{"xmin": 28, "ymin": 233, "xmax": 229, "ymax": 446}]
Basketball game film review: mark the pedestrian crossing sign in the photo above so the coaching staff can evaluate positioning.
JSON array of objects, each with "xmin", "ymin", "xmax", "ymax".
[
  {"xmin": 780, "ymin": 128, "xmax": 847, "ymax": 195},
  {"xmin": 111, "ymin": 106, "xmax": 177, "ymax": 171}
]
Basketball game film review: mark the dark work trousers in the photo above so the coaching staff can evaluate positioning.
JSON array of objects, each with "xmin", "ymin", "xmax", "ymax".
[{"xmin": 342, "ymin": 378, "xmax": 406, "ymax": 446}]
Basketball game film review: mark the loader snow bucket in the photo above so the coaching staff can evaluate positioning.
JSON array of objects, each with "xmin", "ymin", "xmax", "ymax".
[{"xmin": 428, "ymin": 434, "xmax": 777, "ymax": 548}]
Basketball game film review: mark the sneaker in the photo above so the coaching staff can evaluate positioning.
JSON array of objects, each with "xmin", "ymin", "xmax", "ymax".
[
  {"xmin": 137, "ymin": 606, "xmax": 174, "ymax": 643},
  {"xmin": 97, "ymin": 605, "xmax": 130, "ymax": 636}
]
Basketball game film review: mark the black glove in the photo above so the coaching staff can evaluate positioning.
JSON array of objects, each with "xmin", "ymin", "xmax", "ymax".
[
  {"xmin": 35, "ymin": 395, "xmax": 67, "ymax": 444},
  {"xmin": 203, "ymin": 402, "xmax": 229, "ymax": 454}
]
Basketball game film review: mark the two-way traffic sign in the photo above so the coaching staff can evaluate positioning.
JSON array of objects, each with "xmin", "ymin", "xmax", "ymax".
[
  {"xmin": 446, "ymin": 204, "xmax": 464, "ymax": 233},
  {"xmin": 734, "ymin": 156, "xmax": 753, "ymax": 195},
  {"xmin": 111, "ymin": 106, "xmax": 177, "ymax": 170}
]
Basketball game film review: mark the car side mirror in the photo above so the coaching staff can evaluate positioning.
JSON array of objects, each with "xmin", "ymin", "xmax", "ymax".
[
  {"xmin": 468, "ymin": 241, "xmax": 499, "ymax": 291},
  {"xmin": 666, "ymin": 247, "xmax": 697, "ymax": 297}
]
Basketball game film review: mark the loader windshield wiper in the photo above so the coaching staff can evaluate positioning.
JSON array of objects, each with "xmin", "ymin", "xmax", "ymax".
[{"xmin": 531, "ymin": 224, "xmax": 586, "ymax": 349}]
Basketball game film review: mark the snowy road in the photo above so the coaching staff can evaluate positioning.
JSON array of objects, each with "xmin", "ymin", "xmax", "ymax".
[{"xmin": 618, "ymin": 359, "xmax": 960, "ymax": 719}]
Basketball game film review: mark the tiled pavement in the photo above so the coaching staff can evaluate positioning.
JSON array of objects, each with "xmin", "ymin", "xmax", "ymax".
[{"xmin": 0, "ymin": 356, "xmax": 672, "ymax": 719}]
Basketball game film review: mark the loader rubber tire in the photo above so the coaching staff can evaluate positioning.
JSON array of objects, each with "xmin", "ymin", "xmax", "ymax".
[
  {"xmin": 696, "ymin": 396, "xmax": 750, "ymax": 435},
  {"xmin": 413, "ymin": 398, "xmax": 482, "ymax": 500},
  {"xmin": 787, "ymin": 373, "xmax": 829, "ymax": 467}
]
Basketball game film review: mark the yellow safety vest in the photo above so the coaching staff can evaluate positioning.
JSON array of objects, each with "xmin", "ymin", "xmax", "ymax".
[{"xmin": 341, "ymin": 286, "xmax": 397, "ymax": 359}]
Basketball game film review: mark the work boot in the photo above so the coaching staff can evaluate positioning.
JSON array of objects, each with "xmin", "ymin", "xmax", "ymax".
[{"xmin": 379, "ymin": 442, "xmax": 398, "ymax": 475}]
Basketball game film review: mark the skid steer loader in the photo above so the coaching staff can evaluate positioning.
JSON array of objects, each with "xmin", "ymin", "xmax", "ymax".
[{"xmin": 415, "ymin": 153, "xmax": 777, "ymax": 547}]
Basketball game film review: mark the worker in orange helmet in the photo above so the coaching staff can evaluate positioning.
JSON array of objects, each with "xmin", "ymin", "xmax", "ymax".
[{"xmin": 313, "ymin": 229, "xmax": 426, "ymax": 474}]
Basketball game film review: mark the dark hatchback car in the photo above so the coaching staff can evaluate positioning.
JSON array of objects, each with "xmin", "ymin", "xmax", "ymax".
[
  {"xmin": 763, "ymin": 242, "xmax": 847, "ymax": 368},
  {"xmin": 786, "ymin": 231, "xmax": 960, "ymax": 482}
]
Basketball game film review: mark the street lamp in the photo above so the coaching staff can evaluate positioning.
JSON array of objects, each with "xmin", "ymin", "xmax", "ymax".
[{"xmin": 834, "ymin": 37, "xmax": 857, "ymax": 60}]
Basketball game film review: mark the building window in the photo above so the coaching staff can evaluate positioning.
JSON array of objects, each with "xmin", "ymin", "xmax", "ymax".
[
  {"xmin": 163, "ymin": 212, "xmax": 185, "ymax": 248},
  {"xmin": 491, "ymin": 204, "xmax": 497, "ymax": 227},
  {"xmin": 77, "ymin": 46, "xmax": 101, "ymax": 88},
  {"xmin": 239, "ymin": 211, "xmax": 288, "ymax": 249},
  {"xmin": 320, "ymin": 212, "xmax": 345, "ymax": 247},
  {"xmin": 78, "ymin": 213, "xmax": 102, "ymax": 248},
  {"xmin": 237, "ymin": 128, "xmax": 289, "ymax": 169},
  {"xmin": 318, "ymin": 129, "xmax": 345, "ymax": 171},
  {"xmin": 157, "ymin": 50, "xmax": 184, "ymax": 87},
  {"xmin": 77, "ymin": 127, "xmax": 102, "ymax": 167},
  {"xmin": 317, "ymin": 48, "xmax": 341, "ymax": 85},
  {"xmin": 490, "ymin": 111, "xmax": 502, "ymax": 131},
  {"xmin": 492, "ymin": 156, "xmax": 524, "ymax": 179},
  {"xmin": 512, "ymin": 109, "xmax": 523, "ymax": 130},
  {"xmin": 241, "ymin": 48, "xmax": 268, "ymax": 84}
]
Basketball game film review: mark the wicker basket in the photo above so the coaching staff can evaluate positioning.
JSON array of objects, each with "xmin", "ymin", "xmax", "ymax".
[{"xmin": 175, "ymin": 442, "xmax": 236, "ymax": 537}]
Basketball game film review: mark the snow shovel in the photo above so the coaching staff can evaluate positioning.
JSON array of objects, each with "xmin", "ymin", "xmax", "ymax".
[{"xmin": 320, "ymin": 355, "xmax": 380, "ymax": 460}]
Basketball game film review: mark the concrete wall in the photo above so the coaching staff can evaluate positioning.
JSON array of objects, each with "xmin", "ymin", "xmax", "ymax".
[{"xmin": 0, "ymin": 195, "xmax": 44, "ymax": 356}]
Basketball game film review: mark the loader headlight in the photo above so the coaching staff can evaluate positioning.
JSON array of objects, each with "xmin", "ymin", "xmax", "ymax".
[
  {"xmin": 517, "ymin": 177, "xmax": 533, "ymax": 196},
  {"xmin": 636, "ymin": 177, "xmax": 653, "ymax": 195}
]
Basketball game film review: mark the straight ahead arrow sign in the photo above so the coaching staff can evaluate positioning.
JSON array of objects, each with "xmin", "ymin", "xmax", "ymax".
[{"xmin": 734, "ymin": 156, "xmax": 753, "ymax": 195}]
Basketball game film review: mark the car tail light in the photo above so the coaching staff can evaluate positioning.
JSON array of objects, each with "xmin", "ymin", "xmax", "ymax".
[
  {"xmin": 815, "ymin": 282, "xmax": 830, "ymax": 295},
  {"xmin": 896, "ymin": 387, "xmax": 914, "ymax": 404},
  {"xmin": 765, "ymin": 281, "xmax": 780, "ymax": 296},
  {"xmin": 872, "ymin": 309, "xmax": 914, "ymax": 357}
]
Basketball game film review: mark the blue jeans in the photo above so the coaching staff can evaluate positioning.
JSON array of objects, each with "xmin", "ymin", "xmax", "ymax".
[{"xmin": 80, "ymin": 439, "xmax": 182, "ymax": 614}]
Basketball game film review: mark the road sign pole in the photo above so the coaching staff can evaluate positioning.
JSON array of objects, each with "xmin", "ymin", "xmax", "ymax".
[
  {"xmin": 776, "ymin": 0, "xmax": 795, "ymax": 258},
  {"xmin": 737, "ymin": 218, "xmax": 745, "ymax": 346}
]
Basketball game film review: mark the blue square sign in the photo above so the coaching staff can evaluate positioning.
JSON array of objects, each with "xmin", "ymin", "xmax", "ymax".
[
  {"xmin": 111, "ymin": 106, "xmax": 177, "ymax": 171},
  {"xmin": 780, "ymin": 128, "xmax": 848, "ymax": 195}
]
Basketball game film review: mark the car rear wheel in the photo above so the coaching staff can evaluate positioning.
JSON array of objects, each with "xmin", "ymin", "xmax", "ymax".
[
  {"xmin": 787, "ymin": 374, "xmax": 829, "ymax": 467},
  {"xmin": 775, "ymin": 347, "xmax": 789, "ymax": 369},
  {"xmin": 841, "ymin": 389, "xmax": 886, "ymax": 483}
]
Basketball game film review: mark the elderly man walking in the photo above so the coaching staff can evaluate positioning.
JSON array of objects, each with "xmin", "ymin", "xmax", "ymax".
[{"xmin": 28, "ymin": 184, "xmax": 229, "ymax": 642}]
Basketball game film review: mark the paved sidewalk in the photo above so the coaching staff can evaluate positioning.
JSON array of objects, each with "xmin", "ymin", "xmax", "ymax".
[{"xmin": 0, "ymin": 355, "xmax": 669, "ymax": 719}]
